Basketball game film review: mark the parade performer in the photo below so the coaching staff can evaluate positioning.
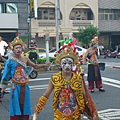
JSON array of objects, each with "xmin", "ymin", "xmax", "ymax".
[
  {"xmin": 83, "ymin": 34, "xmax": 105, "ymax": 93},
  {"xmin": 33, "ymin": 39, "xmax": 99, "ymax": 120},
  {"xmin": 0, "ymin": 36, "xmax": 50, "ymax": 120}
]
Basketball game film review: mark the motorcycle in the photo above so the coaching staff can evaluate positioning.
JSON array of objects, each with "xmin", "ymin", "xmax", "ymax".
[
  {"xmin": 28, "ymin": 66, "xmax": 38, "ymax": 79},
  {"xmin": 117, "ymin": 52, "xmax": 120, "ymax": 59},
  {"xmin": 104, "ymin": 49, "xmax": 118, "ymax": 58},
  {"xmin": 1, "ymin": 63, "xmax": 38, "ymax": 80}
]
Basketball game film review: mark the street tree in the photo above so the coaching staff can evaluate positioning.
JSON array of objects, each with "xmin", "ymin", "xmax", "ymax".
[{"xmin": 76, "ymin": 25, "xmax": 100, "ymax": 48}]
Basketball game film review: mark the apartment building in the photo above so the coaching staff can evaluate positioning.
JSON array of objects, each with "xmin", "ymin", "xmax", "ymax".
[
  {"xmin": 0, "ymin": 0, "xmax": 28, "ymax": 43},
  {"xmin": 31, "ymin": 0, "xmax": 120, "ymax": 49},
  {"xmin": 1, "ymin": 0, "xmax": 120, "ymax": 49},
  {"xmin": 98, "ymin": 0, "xmax": 120, "ymax": 49},
  {"xmin": 31, "ymin": 0, "xmax": 98, "ymax": 48}
]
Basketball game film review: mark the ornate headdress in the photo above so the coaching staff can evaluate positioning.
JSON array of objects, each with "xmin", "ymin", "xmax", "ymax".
[
  {"xmin": 10, "ymin": 35, "xmax": 25, "ymax": 50},
  {"xmin": 90, "ymin": 34, "xmax": 99, "ymax": 46},
  {"xmin": 55, "ymin": 37, "xmax": 82, "ymax": 65}
]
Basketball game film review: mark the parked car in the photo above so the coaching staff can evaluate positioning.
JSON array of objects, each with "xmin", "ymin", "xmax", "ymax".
[{"xmin": 39, "ymin": 46, "xmax": 87, "ymax": 58}]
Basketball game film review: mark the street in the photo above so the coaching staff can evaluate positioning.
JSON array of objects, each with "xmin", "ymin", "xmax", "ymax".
[{"xmin": 0, "ymin": 58, "xmax": 120, "ymax": 120}]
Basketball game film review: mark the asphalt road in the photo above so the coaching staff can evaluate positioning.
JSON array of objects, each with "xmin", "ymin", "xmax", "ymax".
[{"xmin": 0, "ymin": 58, "xmax": 120, "ymax": 120}]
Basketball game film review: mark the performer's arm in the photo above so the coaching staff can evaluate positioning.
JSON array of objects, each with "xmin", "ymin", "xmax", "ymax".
[
  {"xmin": 0, "ymin": 53, "xmax": 6, "ymax": 62},
  {"xmin": 33, "ymin": 80, "xmax": 53, "ymax": 119},
  {"xmin": 83, "ymin": 49, "xmax": 89, "ymax": 64},
  {"xmin": 26, "ymin": 56, "xmax": 50, "ymax": 69}
]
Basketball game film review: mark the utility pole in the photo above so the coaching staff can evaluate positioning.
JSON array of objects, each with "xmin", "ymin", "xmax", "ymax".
[
  {"xmin": 55, "ymin": 0, "xmax": 60, "ymax": 51},
  {"xmin": 44, "ymin": 34, "xmax": 49, "ymax": 62}
]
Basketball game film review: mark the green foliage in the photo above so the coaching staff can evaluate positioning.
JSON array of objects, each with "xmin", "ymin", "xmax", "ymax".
[
  {"xmin": 20, "ymin": 36, "xmax": 28, "ymax": 43},
  {"xmin": 76, "ymin": 25, "xmax": 100, "ymax": 47},
  {"xmin": 37, "ymin": 57, "xmax": 56, "ymax": 64}
]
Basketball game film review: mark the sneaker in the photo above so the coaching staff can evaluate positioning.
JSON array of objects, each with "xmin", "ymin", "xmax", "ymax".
[{"xmin": 99, "ymin": 88, "xmax": 105, "ymax": 92}]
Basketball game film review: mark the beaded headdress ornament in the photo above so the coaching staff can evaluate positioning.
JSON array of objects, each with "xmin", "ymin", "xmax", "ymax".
[
  {"xmin": 54, "ymin": 36, "xmax": 82, "ymax": 65},
  {"xmin": 10, "ymin": 34, "xmax": 25, "ymax": 50},
  {"xmin": 90, "ymin": 34, "xmax": 99, "ymax": 46}
]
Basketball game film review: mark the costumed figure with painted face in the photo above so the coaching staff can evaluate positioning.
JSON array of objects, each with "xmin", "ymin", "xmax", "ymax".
[
  {"xmin": 0, "ymin": 35, "xmax": 50, "ymax": 120},
  {"xmin": 32, "ymin": 38, "xmax": 99, "ymax": 120},
  {"xmin": 83, "ymin": 34, "xmax": 105, "ymax": 93}
]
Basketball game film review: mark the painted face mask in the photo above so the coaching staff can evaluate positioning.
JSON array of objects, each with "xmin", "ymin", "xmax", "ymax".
[
  {"xmin": 94, "ymin": 43, "xmax": 98, "ymax": 48},
  {"xmin": 60, "ymin": 58, "xmax": 73, "ymax": 73},
  {"xmin": 13, "ymin": 44, "xmax": 22, "ymax": 55}
]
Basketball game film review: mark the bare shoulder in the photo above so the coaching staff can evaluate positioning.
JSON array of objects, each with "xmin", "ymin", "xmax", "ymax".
[{"xmin": 20, "ymin": 56, "xmax": 29, "ymax": 63}]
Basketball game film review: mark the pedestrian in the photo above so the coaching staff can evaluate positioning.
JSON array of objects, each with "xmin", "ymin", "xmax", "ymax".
[
  {"xmin": 0, "ymin": 36, "xmax": 50, "ymax": 120},
  {"xmin": 83, "ymin": 35, "xmax": 105, "ymax": 93},
  {"xmin": 29, "ymin": 40, "xmax": 39, "ymax": 64},
  {"xmin": 98, "ymin": 45, "xmax": 104, "ymax": 56},
  {"xmin": 32, "ymin": 42, "xmax": 99, "ymax": 120},
  {"xmin": 0, "ymin": 36, "xmax": 8, "ymax": 57},
  {"xmin": 0, "ymin": 53, "xmax": 6, "ymax": 102}
]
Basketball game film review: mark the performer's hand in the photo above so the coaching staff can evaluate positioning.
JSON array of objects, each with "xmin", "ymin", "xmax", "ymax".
[
  {"xmin": 32, "ymin": 111, "xmax": 39, "ymax": 120},
  {"xmin": 93, "ymin": 116, "xmax": 99, "ymax": 120},
  {"xmin": 12, "ymin": 86, "xmax": 15, "ymax": 90},
  {"xmin": 44, "ymin": 62, "xmax": 51, "ymax": 66}
]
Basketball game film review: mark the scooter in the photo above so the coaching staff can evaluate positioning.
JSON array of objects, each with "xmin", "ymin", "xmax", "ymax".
[
  {"xmin": 104, "ymin": 49, "xmax": 118, "ymax": 58},
  {"xmin": 117, "ymin": 52, "xmax": 120, "ymax": 59},
  {"xmin": 28, "ymin": 66, "xmax": 38, "ymax": 79}
]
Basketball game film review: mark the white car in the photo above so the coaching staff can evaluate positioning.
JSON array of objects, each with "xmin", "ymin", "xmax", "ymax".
[{"xmin": 39, "ymin": 46, "xmax": 87, "ymax": 58}]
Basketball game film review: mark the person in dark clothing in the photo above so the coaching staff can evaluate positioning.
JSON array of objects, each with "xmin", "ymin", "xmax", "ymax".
[{"xmin": 83, "ymin": 35, "xmax": 105, "ymax": 93}]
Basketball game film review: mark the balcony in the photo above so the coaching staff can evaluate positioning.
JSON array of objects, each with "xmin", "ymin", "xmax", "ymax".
[
  {"xmin": 0, "ymin": 13, "xmax": 18, "ymax": 29},
  {"xmin": 38, "ymin": 20, "xmax": 56, "ymax": 26},
  {"xmin": 72, "ymin": 20, "xmax": 94, "ymax": 26}
]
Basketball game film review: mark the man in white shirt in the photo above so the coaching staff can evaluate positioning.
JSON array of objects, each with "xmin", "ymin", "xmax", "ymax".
[{"xmin": 0, "ymin": 36, "xmax": 8, "ymax": 56}]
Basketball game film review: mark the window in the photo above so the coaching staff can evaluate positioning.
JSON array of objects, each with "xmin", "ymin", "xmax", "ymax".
[
  {"xmin": 37, "ymin": 8, "xmax": 55, "ymax": 20},
  {"xmin": 99, "ymin": 9, "xmax": 120, "ymax": 20},
  {"xmin": 0, "ymin": 3, "xmax": 3, "ymax": 13},
  {"xmin": 38, "ymin": 49, "xmax": 46, "ymax": 52},
  {"xmin": 0, "ymin": 3, "xmax": 18, "ymax": 13},
  {"xmin": 76, "ymin": 47, "xmax": 82, "ymax": 51},
  {"xmin": 6, "ymin": 3, "xmax": 17, "ymax": 13}
]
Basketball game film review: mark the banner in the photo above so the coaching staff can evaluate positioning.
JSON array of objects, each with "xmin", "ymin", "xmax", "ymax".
[{"xmin": 30, "ymin": 0, "xmax": 34, "ymax": 17}]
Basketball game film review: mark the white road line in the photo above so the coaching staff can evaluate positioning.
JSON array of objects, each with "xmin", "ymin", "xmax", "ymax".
[
  {"xmin": 29, "ymin": 78, "xmax": 50, "ymax": 82},
  {"xmin": 5, "ymin": 75, "xmax": 120, "ymax": 91}
]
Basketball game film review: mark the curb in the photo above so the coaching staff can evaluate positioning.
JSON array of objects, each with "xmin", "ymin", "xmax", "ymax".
[{"xmin": 113, "ymin": 66, "xmax": 120, "ymax": 69}]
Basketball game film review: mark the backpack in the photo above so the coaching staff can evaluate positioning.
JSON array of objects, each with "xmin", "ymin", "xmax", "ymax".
[{"xmin": 29, "ymin": 51, "xmax": 38, "ymax": 60}]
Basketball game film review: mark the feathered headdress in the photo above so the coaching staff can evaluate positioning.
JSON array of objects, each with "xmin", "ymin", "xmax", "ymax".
[
  {"xmin": 10, "ymin": 33, "xmax": 25, "ymax": 50},
  {"xmin": 90, "ymin": 34, "xmax": 100, "ymax": 45},
  {"xmin": 55, "ymin": 37, "xmax": 82, "ymax": 65}
]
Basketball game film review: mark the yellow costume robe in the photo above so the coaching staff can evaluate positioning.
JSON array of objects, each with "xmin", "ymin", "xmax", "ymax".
[{"xmin": 51, "ymin": 72, "xmax": 98, "ymax": 120}]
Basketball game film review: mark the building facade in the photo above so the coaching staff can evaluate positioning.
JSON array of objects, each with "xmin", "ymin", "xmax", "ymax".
[
  {"xmin": 1, "ymin": 0, "xmax": 120, "ymax": 50},
  {"xmin": 0, "ymin": 0, "xmax": 28, "ymax": 43},
  {"xmin": 31, "ymin": 0, "xmax": 120, "ymax": 49},
  {"xmin": 31, "ymin": 0, "xmax": 98, "ymax": 48},
  {"xmin": 98, "ymin": 0, "xmax": 120, "ymax": 49}
]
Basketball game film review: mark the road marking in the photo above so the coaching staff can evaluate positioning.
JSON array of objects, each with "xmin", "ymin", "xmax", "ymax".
[
  {"xmin": 83, "ymin": 109, "xmax": 120, "ymax": 120},
  {"xmin": 84, "ymin": 74, "xmax": 120, "ymax": 88},
  {"xmin": 6, "ymin": 74, "xmax": 120, "ymax": 91},
  {"xmin": 29, "ymin": 78, "xmax": 50, "ymax": 82}
]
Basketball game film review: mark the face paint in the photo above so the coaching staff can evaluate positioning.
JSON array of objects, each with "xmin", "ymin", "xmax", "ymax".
[
  {"xmin": 60, "ymin": 58, "xmax": 73, "ymax": 73},
  {"xmin": 13, "ymin": 44, "xmax": 22, "ymax": 55},
  {"xmin": 94, "ymin": 43, "xmax": 98, "ymax": 48}
]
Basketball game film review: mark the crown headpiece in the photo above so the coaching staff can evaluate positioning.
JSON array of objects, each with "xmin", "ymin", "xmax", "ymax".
[
  {"xmin": 10, "ymin": 35, "xmax": 25, "ymax": 50},
  {"xmin": 90, "ymin": 34, "xmax": 99, "ymax": 45},
  {"xmin": 55, "ymin": 37, "xmax": 82, "ymax": 65}
]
